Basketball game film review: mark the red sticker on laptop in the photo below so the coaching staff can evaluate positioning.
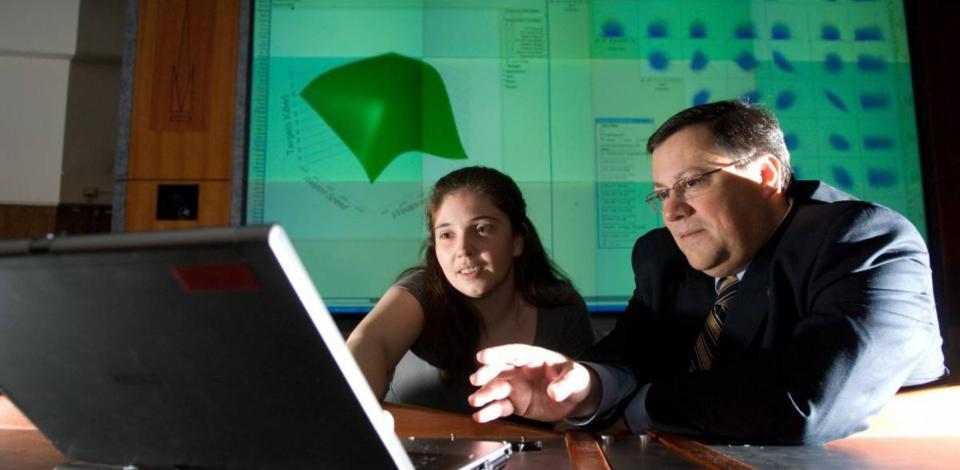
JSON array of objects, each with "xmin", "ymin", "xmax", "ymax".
[{"xmin": 172, "ymin": 263, "xmax": 259, "ymax": 292}]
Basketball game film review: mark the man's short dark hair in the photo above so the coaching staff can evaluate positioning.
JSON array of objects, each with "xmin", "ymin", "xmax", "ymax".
[{"xmin": 647, "ymin": 100, "xmax": 793, "ymax": 188}]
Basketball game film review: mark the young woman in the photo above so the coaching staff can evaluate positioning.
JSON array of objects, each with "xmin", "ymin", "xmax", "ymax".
[{"xmin": 347, "ymin": 166, "xmax": 594, "ymax": 414}]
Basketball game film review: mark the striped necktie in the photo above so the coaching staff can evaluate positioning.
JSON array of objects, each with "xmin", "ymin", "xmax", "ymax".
[{"xmin": 690, "ymin": 275, "xmax": 740, "ymax": 371}]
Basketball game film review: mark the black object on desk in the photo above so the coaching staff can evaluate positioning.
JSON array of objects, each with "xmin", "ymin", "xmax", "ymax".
[{"xmin": 0, "ymin": 225, "xmax": 510, "ymax": 470}]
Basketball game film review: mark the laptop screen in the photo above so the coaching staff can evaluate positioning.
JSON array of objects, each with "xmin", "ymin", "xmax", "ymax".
[{"xmin": 0, "ymin": 225, "xmax": 483, "ymax": 469}]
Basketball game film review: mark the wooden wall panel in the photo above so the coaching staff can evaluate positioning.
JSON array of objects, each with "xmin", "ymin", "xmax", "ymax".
[
  {"xmin": 0, "ymin": 205, "xmax": 57, "ymax": 240},
  {"xmin": 124, "ymin": 0, "xmax": 240, "ymax": 232},
  {"xmin": 124, "ymin": 181, "xmax": 231, "ymax": 232},
  {"xmin": 55, "ymin": 205, "xmax": 112, "ymax": 236},
  {"xmin": 128, "ymin": 0, "xmax": 237, "ymax": 180},
  {"xmin": 0, "ymin": 205, "xmax": 112, "ymax": 240}
]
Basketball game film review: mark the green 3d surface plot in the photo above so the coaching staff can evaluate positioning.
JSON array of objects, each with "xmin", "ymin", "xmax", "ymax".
[{"xmin": 300, "ymin": 53, "xmax": 467, "ymax": 182}]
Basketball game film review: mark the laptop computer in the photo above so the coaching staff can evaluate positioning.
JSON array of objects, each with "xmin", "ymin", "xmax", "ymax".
[{"xmin": 0, "ymin": 225, "xmax": 511, "ymax": 469}]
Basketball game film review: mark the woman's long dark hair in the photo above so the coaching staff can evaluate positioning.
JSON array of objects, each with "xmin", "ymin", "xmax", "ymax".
[{"xmin": 407, "ymin": 166, "xmax": 576, "ymax": 383}]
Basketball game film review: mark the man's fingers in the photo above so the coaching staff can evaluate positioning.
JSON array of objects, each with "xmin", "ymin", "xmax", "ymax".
[
  {"xmin": 476, "ymin": 344, "xmax": 567, "ymax": 367},
  {"xmin": 546, "ymin": 363, "xmax": 591, "ymax": 402},
  {"xmin": 468, "ymin": 378, "xmax": 513, "ymax": 408},
  {"xmin": 470, "ymin": 363, "xmax": 515, "ymax": 386},
  {"xmin": 472, "ymin": 399, "xmax": 516, "ymax": 423}
]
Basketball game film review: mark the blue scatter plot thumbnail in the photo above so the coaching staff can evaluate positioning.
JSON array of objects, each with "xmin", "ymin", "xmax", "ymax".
[
  {"xmin": 864, "ymin": 136, "xmax": 894, "ymax": 150},
  {"xmin": 858, "ymin": 55, "xmax": 887, "ymax": 72},
  {"xmin": 648, "ymin": 21, "xmax": 668, "ymax": 38},
  {"xmin": 776, "ymin": 91, "xmax": 796, "ymax": 110},
  {"xmin": 829, "ymin": 134, "xmax": 851, "ymax": 151},
  {"xmin": 735, "ymin": 23, "xmax": 756, "ymax": 39},
  {"xmin": 649, "ymin": 51, "xmax": 669, "ymax": 70},
  {"xmin": 741, "ymin": 90, "xmax": 761, "ymax": 103},
  {"xmin": 692, "ymin": 89, "xmax": 711, "ymax": 106},
  {"xmin": 735, "ymin": 51, "xmax": 757, "ymax": 71},
  {"xmin": 860, "ymin": 93, "xmax": 890, "ymax": 110},
  {"xmin": 832, "ymin": 166, "xmax": 854, "ymax": 189},
  {"xmin": 822, "ymin": 24, "xmax": 840, "ymax": 40},
  {"xmin": 690, "ymin": 21, "xmax": 706, "ymax": 38},
  {"xmin": 691, "ymin": 50, "xmax": 709, "ymax": 71},
  {"xmin": 771, "ymin": 23, "xmax": 791, "ymax": 40},
  {"xmin": 824, "ymin": 53, "xmax": 844, "ymax": 72},
  {"xmin": 867, "ymin": 169, "xmax": 897, "ymax": 188},
  {"xmin": 772, "ymin": 51, "xmax": 796, "ymax": 72},
  {"xmin": 784, "ymin": 133, "xmax": 799, "ymax": 150},
  {"xmin": 602, "ymin": 20, "xmax": 625, "ymax": 38},
  {"xmin": 825, "ymin": 90, "xmax": 848, "ymax": 111},
  {"xmin": 855, "ymin": 27, "xmax": 884, "ymax": 41}
]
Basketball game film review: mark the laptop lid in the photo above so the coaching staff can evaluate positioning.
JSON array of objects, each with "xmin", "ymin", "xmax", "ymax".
[{"xmin": 0, "ymin": 225, "xmax": 507, "ymax": 469}]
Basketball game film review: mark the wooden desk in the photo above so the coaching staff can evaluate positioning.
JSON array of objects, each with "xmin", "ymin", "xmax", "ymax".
[
  {"xmin": 588, "ymin": 384, "xmax": 960, "ymax": 469},
  {"xmin": 5, "ymin": 387, "xmax": 959, "ymax": 469},
  {"xmin": 0, "ymin": 396, "xmax": 62, "ymax": 469},
  {"xmin": 0, "ymin": 396, "xmax": 617, "ymax": 469},
  {"xmin": 388, "ymin": 403, "xmax": 620, "ymax": 469},
  {"xmin": 387, "ymin": 402, "xmax": 559, "ymax": 439},
  {"xmin": 698, "ymin": 384, "xmax": 960, "ymax": 470}
]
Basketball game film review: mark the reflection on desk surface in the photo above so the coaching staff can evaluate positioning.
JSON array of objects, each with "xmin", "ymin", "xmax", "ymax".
[
  {"xmin": 710, "ymin": 438, "xmax": 960, "ymax": 470},
  {"xmin": 694, "ymin": 384, "xmax": 960, "ymax": 470},
  {"xmin": 601, "ymin": 434, "xmax": 702, "ymax": 470}
]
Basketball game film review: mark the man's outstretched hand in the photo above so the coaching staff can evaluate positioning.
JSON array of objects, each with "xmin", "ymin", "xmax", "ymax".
[{"xmin": 468, "ymin": 344, "xmax": 599, "ymax": 424}]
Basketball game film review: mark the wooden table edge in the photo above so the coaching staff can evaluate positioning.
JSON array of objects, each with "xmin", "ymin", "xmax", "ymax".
[{"xmin": 648, "ymin": 431, "xmax": 756, "ymax": 470}]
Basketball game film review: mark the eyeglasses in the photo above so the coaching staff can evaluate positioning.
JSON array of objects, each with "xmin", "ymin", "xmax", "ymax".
[{"xmin": 644, "ymin": 160, "xmax": 743, "ymax": 213}]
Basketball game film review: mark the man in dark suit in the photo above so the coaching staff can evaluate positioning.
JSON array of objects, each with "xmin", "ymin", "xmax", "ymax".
[{"xmin": 468, "ymin": 100, "xmax": 946, "ymax": 444}]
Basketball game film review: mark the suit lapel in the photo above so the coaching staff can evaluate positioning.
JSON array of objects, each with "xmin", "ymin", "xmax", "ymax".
[
  {"xmin": 675, "ymin": 268, "xmax": 715, "ymax": 321},
  {"xmin": 715, "ymin": 196, "xmax": 801, "ymax": 359},
  {"xmin": 702, "ymin": 182, "xmax": 851, "ymax": 363},
  {"xmin": 718, "ymin": 254, "xmax": 771, "ymax": 354}
]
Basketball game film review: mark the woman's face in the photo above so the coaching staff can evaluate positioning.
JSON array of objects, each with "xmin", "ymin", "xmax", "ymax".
[{"xmin": 432, "ymin": 190, "xmax": 524, "ymax": 299}]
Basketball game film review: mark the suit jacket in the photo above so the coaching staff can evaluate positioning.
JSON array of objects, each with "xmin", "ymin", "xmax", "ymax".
[{"xmin": 583, "ymin": 180, "xmax": 945, "ymax": 444}]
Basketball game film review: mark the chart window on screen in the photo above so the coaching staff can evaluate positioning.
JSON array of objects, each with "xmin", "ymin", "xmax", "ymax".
[{"xmin": 246, "ymin": 0, "xmax": 926, "ymax": 314}]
